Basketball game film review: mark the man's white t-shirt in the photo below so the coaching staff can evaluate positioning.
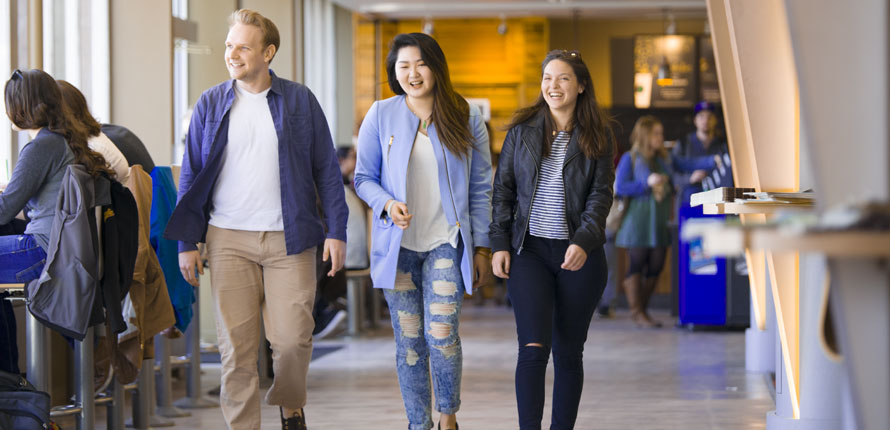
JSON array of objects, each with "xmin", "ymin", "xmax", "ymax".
[{"xmin": 208, "ymin": 83, "xmax": 284, "ymax": 231}]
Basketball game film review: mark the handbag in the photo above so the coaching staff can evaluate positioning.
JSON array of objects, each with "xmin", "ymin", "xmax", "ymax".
[
  {"xmin": 605, "ymin": 196, "xmax": 629, "ymax": 233},
  {"xmin": 0, "ymin": 370, "xmax": 51, "ymax": 430},
  {"xmin": 606, "ymin": 153, "xmax": 635, "ymax": 233}
]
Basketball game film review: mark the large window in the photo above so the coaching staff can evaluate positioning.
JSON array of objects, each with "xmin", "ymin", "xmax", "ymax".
[
  {"xmin": 172, "ymin": 0, "xmax": 189, "ymax": 164},
  {"xmin": 1, "ymin": 0, "xmax": 109, "ymax": 180},
  {"xmin": 1, "ymin": 0, "xmax": 12, "ymax": 182},
  {"xmin": 42, "ymin": 0, "xmax": 110, "ymax": 121}
]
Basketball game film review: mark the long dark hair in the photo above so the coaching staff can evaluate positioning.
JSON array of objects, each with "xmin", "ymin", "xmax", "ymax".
[
  {"xmin": 5, "ymin": 69, "xmax": 111, "ymax": 177},
  {"xmin": 385, "ymin": 33, "xmax": 472, "ymax": 158},
  {"xmin": 507, "ymin": 50, "xmax": 615, "ymax": 159},
  {"xmin": 57, "ymin": 80, "xmax": 102, "ymax": 137}
]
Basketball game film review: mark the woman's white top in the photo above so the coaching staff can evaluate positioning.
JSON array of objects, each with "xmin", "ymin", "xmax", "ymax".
[
  {"xmin": 400, "ymin": 132, "xmax": 460, "ymax": 252},
  {"xmin": 88, "ymin": 132, "xmax": 130, "ymax": 185}
]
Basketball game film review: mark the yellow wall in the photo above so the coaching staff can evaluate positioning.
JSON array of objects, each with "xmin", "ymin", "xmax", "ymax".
[
  {"xmin": 354, "ymin": 17, "xmax": 548, "ymax": 152},
  {"xmin": 354, "ymin": 19, "xmax": 377, "ymax": 133},
  {"xmin": 549, "ymin": 18, "xmax": 709, "ymax": 108}
]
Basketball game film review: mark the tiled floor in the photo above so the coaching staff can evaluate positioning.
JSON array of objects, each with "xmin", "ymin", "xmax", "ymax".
[{"xmin": 79, "ymin": 306, "xmax": 773, "ymax": 429}]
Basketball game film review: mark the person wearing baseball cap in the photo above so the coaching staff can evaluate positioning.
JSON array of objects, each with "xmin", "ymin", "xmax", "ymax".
[{"xmin": 672, "ymin": 100, "xmax": 732, "ymax": 212}]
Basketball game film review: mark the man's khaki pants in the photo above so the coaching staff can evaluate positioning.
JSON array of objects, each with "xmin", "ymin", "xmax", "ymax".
[{"xmin": 206, "ymin": 225, "xmax": 316, "ymax": 430}]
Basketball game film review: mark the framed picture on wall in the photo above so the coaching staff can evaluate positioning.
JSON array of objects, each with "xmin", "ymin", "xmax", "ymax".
[{"xmin": 633, "ymin": 35, "xmax": 697, "ymax": 108}]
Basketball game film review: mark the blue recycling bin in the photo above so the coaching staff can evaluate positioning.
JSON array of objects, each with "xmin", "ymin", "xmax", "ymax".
[{"xmin": 677, "ymin": 205, "xmax": 727, "ymax": 326}]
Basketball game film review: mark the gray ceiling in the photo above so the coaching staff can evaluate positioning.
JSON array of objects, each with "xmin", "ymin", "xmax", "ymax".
[{"xmin": 328, "ymin": 0, "xmax": 708, "ymax": 19}]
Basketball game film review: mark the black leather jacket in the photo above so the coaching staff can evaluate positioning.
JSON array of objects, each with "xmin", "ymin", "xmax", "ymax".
[{"xmin": 489, "ymin": 112, "xmax": 614, "ymax": 255}]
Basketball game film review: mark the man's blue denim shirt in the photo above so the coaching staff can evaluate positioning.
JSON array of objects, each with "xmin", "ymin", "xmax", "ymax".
[{"xmin": 164, "ymin": 70, "xmax": 348, "ymax": 255}]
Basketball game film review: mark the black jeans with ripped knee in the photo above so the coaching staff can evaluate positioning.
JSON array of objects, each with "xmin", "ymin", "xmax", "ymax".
[{"xmin": 507, "ymin": 234, "xmax": 607, "ymax": 430}]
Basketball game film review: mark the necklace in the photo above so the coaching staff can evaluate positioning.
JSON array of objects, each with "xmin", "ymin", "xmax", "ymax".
[{"xmin": 406, "ymin": 98, "xmax": 432, "ymax": 131}]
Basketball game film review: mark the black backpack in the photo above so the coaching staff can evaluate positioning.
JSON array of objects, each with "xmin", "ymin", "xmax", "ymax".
[{"xmin": 0, "ymin": 370, "xmax": 50, "ymax": 430}]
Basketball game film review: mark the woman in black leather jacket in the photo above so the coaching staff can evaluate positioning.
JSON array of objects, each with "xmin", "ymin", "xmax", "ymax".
[{"xmin": 489, "ymin": 50, "xmax": 615, "ymax": 430}]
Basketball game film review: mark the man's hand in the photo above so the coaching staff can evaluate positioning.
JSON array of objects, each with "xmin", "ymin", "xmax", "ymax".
[
  {"xmin": 492, "ymin": 251, "xmax": 511, "ymax": 279},
  {"xmin": 473, "ymin": 252, "xmax": 495, "ymax": 291},
  {"xmin": 690, "ymin": 169, "xmax": 708, "ymax": 184},
  {"xmin": 179, "ymin": 250, "xmax": 203, "ymax": 287},
  {"xmin": 386, "ymin": 200, "xmax": 413, "ymax": 230},
  {"xmin": 323, "ymin": 238, "xmax": 346, "ymax": 277},
  {"xmin": 561, "ymin": 244, "xmax": 587, "ymax": 271}
]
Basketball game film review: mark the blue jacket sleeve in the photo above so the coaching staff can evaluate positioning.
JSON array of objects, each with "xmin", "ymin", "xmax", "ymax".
[
  {"xmin": 671, "ymin": 153, "xmax": 716, "ymax": 173},
  {"xmin": 354, "ymin": 102, "xmax": 396, "ymax": 220},
  {"xmin": 467, "ymin": 107, "xmax": 493, "ymax": 249},
  {"xmin": 614, "ymin": 153, "xmax": 651, "ymax": 197},
  {"xmin": 308, "ymin": 90, "xmax": 348, "ymax": 242},
  {"xmin": 671, "ymin": 141, "xmax": 693, "ymax": 195},
  {"xmin": 176, "ymin": 94, "xmax": 207, "ymax": 253}
]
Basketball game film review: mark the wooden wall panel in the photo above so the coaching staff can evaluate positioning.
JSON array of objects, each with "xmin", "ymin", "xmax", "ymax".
[
  {"xmin": 741, "ymin": 215, "xmax": 767, "ymax": 330},
  {"xmin": 724, "ymin": 1, "xmax": 798, "ymax": 193},
  {"xmin": 354, "ymin": 18, "xmax": 376, "ymax": 131},
  {"xmin": 707, "ymin": 0, "xmax": 768, "ymax": 344},
  {"xmin": 767, "ymin": 250, "xmax": 800, "ymax": 417},
  {"xmin": 708, "ymin": 0, "xmax": 801, "ymax": 418},
  {"xmin": 354, "ymin": 17, "xmax": 548, "ymax": 153},
  {"xmin": 784, "ymin": 0, "xmax": 890, "ymax": 427}
]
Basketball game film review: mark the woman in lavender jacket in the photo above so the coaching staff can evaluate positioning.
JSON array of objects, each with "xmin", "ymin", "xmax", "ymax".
[{"xmin": 354, "ymin": 33, "xmax": 493, "ymax": 430}]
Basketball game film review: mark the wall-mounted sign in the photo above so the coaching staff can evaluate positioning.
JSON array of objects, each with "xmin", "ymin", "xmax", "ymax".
[{"xmin": 634, "ymin": 35, "xmax": 697, "ymax": 108}]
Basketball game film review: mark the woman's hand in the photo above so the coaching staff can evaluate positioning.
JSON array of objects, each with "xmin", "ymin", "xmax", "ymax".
[
  {"xmin": 561, "ymin": 244, "xmax": 587, "ymax": 271},
  {"xmin": 473, "ymin": 252, "xmax": 495, "ymax": 290},
  {"xmin": 386, "ymin": 199, "xmax": 413, "ymax": 229},
  {"xmin": 492, "ymin": 250, "xmax": 511, "ymax": 279},
  {"xmin": 647, "ymin": 173, "xmax": 667, "ymax": 187}
]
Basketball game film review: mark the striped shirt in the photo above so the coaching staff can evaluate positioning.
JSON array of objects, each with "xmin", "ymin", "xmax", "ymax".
[{"xmin": 528, "ymin": 131, "xmax": 571, "ymax": 239}]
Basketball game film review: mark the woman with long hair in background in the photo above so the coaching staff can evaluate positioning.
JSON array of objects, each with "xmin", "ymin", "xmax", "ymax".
[
  {"xmin": 614, "ymin": 115, "xmax": 717, "ymax": 328},
  {"xmin": 0, "ymin": 69, "xmax": 111, "ymax": 373},
  {"xmin": 1, "ymin": 68, "xmax": 112, "ymax": 283},
  {"xmin": 57, "ymin": 79, "xmax": 130, "ymax": 183}
]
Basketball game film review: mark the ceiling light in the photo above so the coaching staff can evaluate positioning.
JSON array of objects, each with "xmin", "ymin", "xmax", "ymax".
[{"xmin": 665, "ymin": 10, "xmax": 677, "ymax": 35}]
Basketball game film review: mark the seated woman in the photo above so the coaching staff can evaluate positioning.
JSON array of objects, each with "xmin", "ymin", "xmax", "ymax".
[
  {"xmin": 57, "ymin": 80, "xmax": 130, "ymax": 184},
  {"xmin": 1, "ymin": 68, "xmax": 111, "ymax": 284}
]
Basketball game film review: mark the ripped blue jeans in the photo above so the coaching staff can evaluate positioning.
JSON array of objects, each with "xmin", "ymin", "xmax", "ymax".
[
  {"xmin": 384, "ymin": 243, "xmax": 464, "ymax": 430},
  {"xmin": 0, "ymin": 235, "xmax": 46, "ymax": 283}
]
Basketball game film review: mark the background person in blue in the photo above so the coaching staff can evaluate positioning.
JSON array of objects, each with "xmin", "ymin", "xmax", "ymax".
[
  {"xmin": 672, "ymin": 100, "xmax": 732, "ymax": 212},
  {"xmin": 614, "ymin": 115, "xmax": 717, "ymax": 328},
  {"xmin": 354, "ymin": 33, "xmax": 493, "ymax": 430},
  {"xmin": 164, "ymin": 9, "xmax": 347, "ymax": 430}
]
